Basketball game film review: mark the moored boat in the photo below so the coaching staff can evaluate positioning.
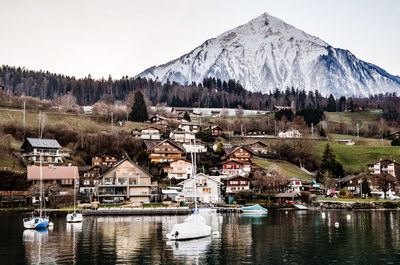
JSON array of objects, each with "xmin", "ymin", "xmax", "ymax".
[{"xmin": 241, "ymin": 204, "xmax": 268, "ymax": 215}]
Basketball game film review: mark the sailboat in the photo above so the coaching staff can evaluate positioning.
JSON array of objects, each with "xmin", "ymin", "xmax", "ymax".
[
  {"xmin": 166, "ymin": 140, "xmax": 212, "ymax": 240},
  {"xmin": 23, "ymin": 153, "xmax": 50, "ymax": 229},
  {"xmin": 66, "ymin": 168, "xmax": 83, "ymax": 223}
]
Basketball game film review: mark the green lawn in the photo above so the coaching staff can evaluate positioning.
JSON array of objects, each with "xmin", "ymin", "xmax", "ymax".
[
  {"xmin": 318, "ymin": 142, "xmax": 400, "ymax": 174},
  {"xmin": 0, "ymin": 154, "xmax": 25, "ymax": 172},
  {"xmin": 254, "ymin": 158, "xmax": 313, "ymax": 180},
  {"xmin": 328, "ymin": 133, "xmax": 391, "ymax": 146},
  {"xmin": 326, "ymin": 110, "xmax": 382, "ymax": 125}
]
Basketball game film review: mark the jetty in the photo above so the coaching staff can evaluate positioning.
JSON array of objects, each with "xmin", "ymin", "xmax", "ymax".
[{"xmin": 82, "ymin": 207, "xmax": 191, "ymax": 216}]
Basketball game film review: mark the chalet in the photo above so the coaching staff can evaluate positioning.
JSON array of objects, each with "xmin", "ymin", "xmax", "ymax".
[
  {"xmin": 164, "ymin": 160, "xmax": 193, "ymax": 180},
  {"xmin": 21, "ymin": 138, "xmax": 69, "ymax": 164},
  {"xmin": 211, "ymin": 125, "xmax": 224, "ymax": 136},
  {"xmin": 144, "ymin": 139, "xmax": 185, "ymax": 163},
  {"xmin": 368, "ymin": 159, "xmax": 400, "ymax": 178},
  {"xmin": 287, "ymin": 178, "xmax": 303, "ymax": 192},
  {"xmin": 91, "ymin": 152, "xmax": 119, "ymax": 167},
  {"xmin": 97, "ymin": 159, "xmax": 157, "ymax": 203},
  {"xmin": 141, "ymin": 126, "xmax": 162, "ymax": 140},
  {"xmin": 148, "ymin": 114, "xmax": 169, "ymax": 125},
  {"xmin": 245, "ymin": 129, "xmax": 266, "ymax": 137},
  {"xmin": 169, "ymin": 130, "xmax": 195, "ymax": 143},
  {"xmin": 27, "ymin": 165, "xmax": 79, "ymax": 188},
  {"xmin": 178, "ymin": 173, "xmax": 222, "ymax": 203},
  {"xmin": 221, "ymin": 160, "xmax": 251, "ymax": 177},
  {"xmin": 226, "ymin": 176, "xmax": 251, "ymax": 194},
  {"xmin": 278, "ymin": 130, "xmax": 302, "ymax": 138},
  {"xmin": 178, "ymin": 122, "xmax": 201, "ymax": 133},
  {"xmin": 78, "ymin": 165, "xmax": 113, "ymax": 196},
  {"xmin": 244, "ymin": 141, "xmax": 269, "ymax": 154},
  {"xmin": 224, "ymin": 146, "xmax": 255, "ymax": 163},
  {"xmin": 336, "ymin": 175, "xmax": 363, "ymax": 195}
]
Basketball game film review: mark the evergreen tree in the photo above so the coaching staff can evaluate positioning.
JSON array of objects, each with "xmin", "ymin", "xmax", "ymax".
[
  {"xmin": 129, "ymin": 90, "xmax": 148, "ymax": 122},
  {"xmin": 319, "ymin": 143, "xmax": 344, "ymax": 182},
  {"xmin": 327, "ymin": 94, "xmax": 336, "ymax": 112},
  {"xmin": 361, "ymin": 177, "xmax": 371, "ymax": 196},
  {"xmin": 183, "ymin": 111, "xmax": 191, "ymax": 122}
]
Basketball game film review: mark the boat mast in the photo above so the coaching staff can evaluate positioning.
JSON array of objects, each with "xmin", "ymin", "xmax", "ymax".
[
  {"xmin": 39, "ymin": 152, "xmax": 43, "ymax": 218},
  {"xmin": 73, "ymin": 168, "xmax": 76, "ymax": 214},
  {"xmin": 191, "ymin": 139, "xmax": 198, "ymax": 212}
]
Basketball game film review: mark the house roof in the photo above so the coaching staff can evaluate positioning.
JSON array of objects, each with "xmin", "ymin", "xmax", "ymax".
[
  {"xmin": 274, "ymin": 192, "xmax": 299, "ymax": 198},
  {"xmin": 367, "ymin": 159, "xmax": 400, "ymax": 166},
  {"xmin": 22, "ymin": 138, "xmax": 62, "ymax": 149},
  {"xmin": 211, "ymin": 125, "xmax": 224, "ymax": 130},
  {"xmin": 27, "ymin": 165, "xmax": 79, "ymax": 180},
  {"xmin": 337, "ymin": 175, "xmax": 361, "ymax": 183},
  {"xmin": 149, "ymin": 114, "xmax": 168, "ymax": 121},
  {"xmin": 244, "ymin": 141, "xmax": 268, "ymax": 147},
  {"xmin": 179, "ymin": 122, "xmax": 201, "ymax": 126},
  {"xmin": 178, "ymin": 173, "xmax": 223, "ymax": 186},
  {"xmin": 142, "ymin": 125, "xmax": 162, "ymax": 131},
  {"xmin": 224, "ymin": 145, "xmax": 256, "ymax": 157},
  {"xmin": 95, "ymin": 152, "xmax": 118, "ymax": 159},
  {"xmin": 143, "ymin": 140, "xmax": 160, "ymax": 150},
  {"xmin": 148, "ymin": 139, "xmax": 185, "ymax": 152},
  {"xmin": 226, "ymin": 175, "xmax": 251, "ymax": 181},
  {"xmin": 99, "ymin": 158, "xmax": 153, "ymax": 179}
]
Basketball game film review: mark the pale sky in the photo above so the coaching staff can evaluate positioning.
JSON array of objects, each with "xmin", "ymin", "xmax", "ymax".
[{"xmin": 0, "ymin": 0, "xmax": 399, "ymax": 79}]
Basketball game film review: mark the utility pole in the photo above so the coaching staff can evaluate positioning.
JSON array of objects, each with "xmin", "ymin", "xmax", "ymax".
[
  {"xmin": 357, "ymin": 123, "xmax": 360, "ymax": 140},
  {"xmin": 311, "ymin": 123, "xmax": 314, "ymax": 138},
  {"xmin": 111, "ymin": 112, "xmax": 114, "ymax": 132}
]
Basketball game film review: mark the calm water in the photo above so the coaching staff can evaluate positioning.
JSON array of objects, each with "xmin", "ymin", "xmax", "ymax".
[{"xmin": 1, "ymin": 210, "xmax": 400, "ymax": 264}]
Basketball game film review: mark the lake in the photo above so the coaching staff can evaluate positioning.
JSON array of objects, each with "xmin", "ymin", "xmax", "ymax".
[{"xmin": 1, "ymin": 210, "xmax": 400, "ymax": 264}]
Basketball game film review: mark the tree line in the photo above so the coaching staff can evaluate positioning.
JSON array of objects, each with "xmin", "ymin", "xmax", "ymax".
[{"xmin": 1, "ymin": 64, "xmax": 400, "ymax": 113}]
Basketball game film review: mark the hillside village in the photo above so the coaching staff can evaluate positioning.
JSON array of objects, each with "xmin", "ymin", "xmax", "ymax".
[{"xmin": 2, "ymin": 89, "xmax": 400, "ymax": 210}]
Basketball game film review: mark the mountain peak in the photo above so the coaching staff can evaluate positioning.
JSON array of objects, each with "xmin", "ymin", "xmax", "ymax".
[{"xmin": 136, "ymin": 12, "xmax": 400, "ymax": 97}]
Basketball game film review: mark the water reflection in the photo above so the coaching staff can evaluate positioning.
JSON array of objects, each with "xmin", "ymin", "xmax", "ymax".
[{"xmin": 4, "ymin": 211, "xmax": 400, "ymax": 264}]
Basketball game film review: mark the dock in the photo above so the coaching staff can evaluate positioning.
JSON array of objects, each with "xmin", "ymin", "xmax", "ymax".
[
  {"xmin": 294, "ymin": 204, "xmax": 308, "ymax": 210},
  {"xmin": 82, "ymin": 207, "xmax": 191, "ymax": 216}
]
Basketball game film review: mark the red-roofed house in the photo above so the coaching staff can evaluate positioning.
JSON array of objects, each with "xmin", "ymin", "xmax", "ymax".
[{"xmin": 27, "ymin": 165, "xmax": 79, "ymax": 187}]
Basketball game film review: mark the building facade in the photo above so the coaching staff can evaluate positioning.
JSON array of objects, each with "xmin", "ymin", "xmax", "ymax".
[
  {"xmin": 21, "ymin": 138, "xmax": 69, "ymax": 164},
  {"xmin": 164, "ymin": 160, "xmax": 193, "ymax": 180},
  {"xmin": 97, "ymin": 159, "xmax": 157, "ymax": 203},
  {"xmin": 145, "ymin": 140, "xmax": 185, "ymax": 163},
  {"xmin": 226, "ymin": 176, "xmax": 251, "ymax": 193},
  {"xmin": 178, "ymin": 173, "xmax": 222, "ymax": 203}
]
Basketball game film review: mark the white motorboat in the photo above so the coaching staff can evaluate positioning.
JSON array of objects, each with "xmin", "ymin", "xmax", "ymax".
[
  {"xmin": 67, "ymin": 169, "xmax": 83, "ymax": 223},
  {"xmin": 166, "ymin": 141, "xmax": 212, "ymax": 240},
  {"xmin": 24, "ymin": 154, "xmax": 50, "ymax": 230}
]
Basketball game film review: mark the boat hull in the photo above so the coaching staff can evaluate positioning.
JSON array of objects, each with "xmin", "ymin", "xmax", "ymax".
[
  {"xmin": 23, "ymin": 217, "xmax": 49, "ymax": 230},
  {"xmin": 66, "ymin": 213, "xmax": 83, "ymax": 223},
  {"xmin": 166, "ymin": 214, "xmax": 212, "ymax": 240},
  {"xmin": 242, "ymin": 210, "xmax": 268, "ymax": 215}
]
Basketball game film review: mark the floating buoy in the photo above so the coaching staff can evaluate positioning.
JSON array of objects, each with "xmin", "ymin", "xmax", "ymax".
[
  {"xmin": 48, "ymin": 222, "xmax": 54, "ymax": 228},
  {"xmin": 321, "ymin": 212, "xmax": 326, "ymax": 219},
  {"xmin": 346, "ymin": 215, "xmax": 351, "ymax": 220},
  {"xmin": 285, "ymin": 211, "xmax": 288, "ymax": 214},
  {"xmin": 335, "ymin": 222, "xmax": 339, "ymax": 228}
]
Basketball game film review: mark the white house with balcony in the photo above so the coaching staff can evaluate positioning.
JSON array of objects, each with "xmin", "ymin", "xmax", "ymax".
[
  {"xmin": 97, "ymin": 159, "xmax": 157, "ymax": 203},
  {"xmin": 278, "ymin": 130, "xmax": 302, "ymax": 138},
  {"xmin": 21, "ymin": 138, "xmax": 69, "ymax": 164},
  {"xmin": 169, "ymin": 130, "xmax": 195, "ymax": 143},
  {"xmin": 164, "ymin": 160, "xmax": 193, "ymax": 180},
  {"xmin": 140, "ymin": 126, "xmax": 162, "ymax": 140},
  {"xmin": 178, "ymin": 173, "xmax": 222, "ymax": 203},
  {"xmin": 178, "ymin": 122, "xmax": 201, "ymax": 133}
]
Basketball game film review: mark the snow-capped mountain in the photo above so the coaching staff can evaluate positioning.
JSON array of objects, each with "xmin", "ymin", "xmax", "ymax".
[{"xmin": 135, "ymin": 12, "xmax": 400, "ymax": 97}]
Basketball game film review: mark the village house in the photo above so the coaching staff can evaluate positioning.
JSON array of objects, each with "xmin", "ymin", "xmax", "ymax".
[
  {"xmin": 148, "ymin": 114, "xmax": 169, "ymax": 125},
  {"xmin": 210, "ymin": 125, "xmax": 224, "ymax": 136},
  {"xmin": 182, "ymin": 142, "xmax": 207, "ymax": 153},
  {"xmin": 164, "ymin": 160, "xmax": 193, "ymax": 180},
  {"xmin": 91, "ymin": 152, "xmax": 119, "ymax": 167},
  {"xmin": 27, "ymin": 164, "xmax": 79, "ymax": 188},
  {"xmin": 287, "ymin": 178, "xmax": 304, "ymax": 192},
  {"xmin": 245, "ymin": 129, "xmax": 266, "ymax": 137},
  {"xmin": 178, "ymin": 122, "xmax": 201, "ymax": 133},
  {"xmin": 78, "ymin": 165, "xmax": 112, "ymax": 196},
  {"xmin": 21, "ymin": 138, "xmax": 69, "ymax": 164},
  {"xmin": 97, "ymin": 159, "xmax": 157, "ymax": 203},
  {"xmin": 368, "ymin": 159, "xmax": 400, "ymax": 178},
  {"xmin": 336, "ymin": 175, "xmax": 363, "ymax": 195},
  {"xmin": 221, "ymin": 160, "xmax": 252, "ymax": 177},
  {"xmin": 224, "ymin": 146, "xmax": 255, "ymax": 163},
  {"xmin": 140, "ymin": 126, "xmax": 162, "ymax": 140},
  {"xmin": 273, "ymin": 106, "xmax": 292, "ymax": 112},
  {"xmin": 244, "ymin": 141, "xmax": 269, "ymax": 154},
  {"xmin": 178, "ymin": 173, "xmax": 222, "ymax": 203},
  {"xmin": 226, "ymin": 176, "xmax": 251, "ymax": 194},
  {"xmin": 213, "ymin": 142, "xmax": 233, "ymax": 152},
  {"xmin": 278, "ymin": 130, "xmax": 302, "ymax": 138},
  {"xmin": 169, "ymin": 130, "xmax": 195, "ymax": 143},
  {"xmin": 144, "ymin": 139, "xmax": 185, "ymax": 163}
]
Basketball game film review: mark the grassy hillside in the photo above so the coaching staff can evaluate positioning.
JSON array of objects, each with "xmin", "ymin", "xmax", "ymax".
[
  {"xmin": 326, "ymin": 110, "xmax": 382, "ymax": 125},
  {"xmin": 254, "ymin": 158, "xmax": 313, "ymax": 180},
  {"xmin": 318, "ymin": 142, "xmax": 400, "ymax": 174},
  {"xmin": 0, "ymin": 108, "xmax": 147, "ymax": 132}
]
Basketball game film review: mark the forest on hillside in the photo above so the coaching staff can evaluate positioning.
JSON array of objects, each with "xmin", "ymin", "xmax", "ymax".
[{"xmin": 1, "ymin": 65, "xmax": 400, "ymax": 115}]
